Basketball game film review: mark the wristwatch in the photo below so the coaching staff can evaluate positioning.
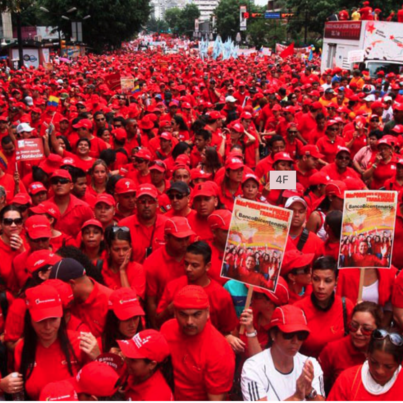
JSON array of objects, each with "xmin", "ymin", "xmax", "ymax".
[
  {"xmin": 306, "ymin": 388, "xmax": 317, "ymax": 400},
  {"xmin": 245, "ymin": 330, "xmax": 258, "ymax": 338}
]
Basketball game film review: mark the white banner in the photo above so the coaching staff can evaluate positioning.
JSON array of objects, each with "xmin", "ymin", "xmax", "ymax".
[
  {"xmin": 348, "ymin": 49, "xmax": 365, "ymax": 64},
  {"xmin": 12, "ymin": 48, "xmax": 39, "ymax": 68}
]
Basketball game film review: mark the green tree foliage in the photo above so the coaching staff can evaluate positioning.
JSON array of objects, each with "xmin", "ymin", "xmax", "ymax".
[
  {"xmin": 34, "ymin": 0, "xmax": 150, "ymax": 52},
  {"xmin": 162, "ymin": 3, "xmax": 200, "ymax": 37},
  {"xmin": 146, "ymin": 17, "xmax": 169, "ymax": 33},
  {"xmin": 164, "ymin": 7, "xmax": 181, "ymax": 34},
  {"xmin": 247, "ymin": 19, "xmax": 286, "ymax": 48}
]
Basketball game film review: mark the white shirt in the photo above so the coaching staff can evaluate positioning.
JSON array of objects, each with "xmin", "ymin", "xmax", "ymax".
[{"xmin": 241, "ymin": 349, "xmax": 324, "ymax": 401}]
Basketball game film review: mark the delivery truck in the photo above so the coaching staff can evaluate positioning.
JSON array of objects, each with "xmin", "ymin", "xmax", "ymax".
[{"xmin": 321, "ymin": 20, "xmax": 403, "ymax": 77}]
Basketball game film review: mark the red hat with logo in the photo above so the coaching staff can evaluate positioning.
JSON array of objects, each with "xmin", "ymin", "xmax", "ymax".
[
  {"xmin": 230, "ymin": 122, "xmax": 245, "ymax": 133},
  {"xmin": 25, "ymin": 215, "xmax": 52, "ymax": 239},
  {"xmin": 26, "ymin": 284, "xmax": 63, "ymax": 322},
  {"xmin": 135, "ymin": 148, "xmax": 152, "ymax": 160},
  {"xmin": 391, "ymin": 124, "xmax": 403, "ymax": 134},
  {"xmin": 72, "ymin": 119, "xmax": 92, "ymax": 130},
  {"xmin": 28, "ymin": 182, "xmax": 47, "ymax": 195},
  {"xmin": 393, "ymin": 102, "xmax": 403, "ymax": 111},
  {"xmin": 51, "ymin": 169, "xmax": 72, "ymax": 181},
  {"xmin": 136, "ymin": 184, "xmax": 159, "ymax": 199},
  {"xmin": 44, "ymin": 279, "xmax": 74, "ymax": 309},
  {"xmin": 273, "ymin": 152, "xmax": 294, "ymax": 163},
  {"xmin": 165, "ymin": 217, "xmax": 195, "ymax": 238},
  {"xmin": 26, "ymin": 250, "xmax": 62, "ymax": 274},
  {"xmin": 242, "ymin": 173, "xmax": 260, "ymax": 185},
  {"xmin": 377, "ymin": 137, "xmax": 394, "ymax": 147},
  {"xmin": 251, "ymin": 276, "xmax": 289, "ymax": 306},
  {"xmin": 108, "ymin": 288, "xmax": 145, "ymax": 320},
  {"xmin": 39, "ymin": 380, "xmax": 78, "ymax": 401},
  {"xmin": 115, "ymin": 178, "xmax": 137, "ymax": 194},
  {"xmin": 160, "ymin": 131, "xmax": 173, "ymax": 141},
  {"xmin": 117, "ymin": 329, "xmax": 170, "ymax": 363},
  {"xmin": 336, "ymin": 146, "xmax": 351, "ymax": 156},
  {"xmin": 190, "ymin": 168, "xmax": 212, "ymax": 180},
  {"xmin": 95, "ymin": 194, "xmax": 116, "ymax": 207},
  {"xmin": 81, "ymin": 219, "xmax": 103, "ymax": 232},
  {"xmin": 61, "ymin": 157, "xmax": 75, "ymax": 167},
  {"xmin": 12, "ymin": 193, "xmax": 31, "ymax": 206},
  {"xmin": 29, "ymin": 201, "xmax": 61, "ymax": 221},
  {"xmin": 208, "ymin": 111, "xmax": 225, "ymax": 120},
  {"xmin": 173, "ymin": 285, "xmax": 210, "ymax": 309},
  {"xmin": 268, "ymin": 305, "xmax": 310, "ymax": 333},
  {"xmin": 193, "ymin": 181, "xmax": 218, "ymax": 198},
  {"xmin": 208, "ymin": 209, "xmax": 232, "ymax": 231},
  {"xmin": 149, "ymin": 160, "xmax": 167, "ymax": 172},
  {"xmin": 326, "ymin": 180, "xmax": 347, "ymax": 199},
  {"xmin": 280, "ymin": 250, "xmax": 314, "ymax": 277},
  {"xmin": 225, "ymin": 157, "xmax": 244, "ymax": 170},
  {"xmin": 300, "ymin": 145, "xmax": 323, "ymax": 159}
]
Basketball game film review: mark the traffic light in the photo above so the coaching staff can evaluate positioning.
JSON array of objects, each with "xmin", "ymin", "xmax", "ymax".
[
  {"xmin": 242, "ymin": 12, "xmax": 250, "ymax": 18},
  {"xmin": 61, "ymin": 40, "xmax": 66, "ymax": 48},
  {"xmin": 251, "ymin": 13, "xmax": 263, "ymax": 18},
  {"xmin": 281, "ymin": 13, "xmax": 294, "ymax": 18}
]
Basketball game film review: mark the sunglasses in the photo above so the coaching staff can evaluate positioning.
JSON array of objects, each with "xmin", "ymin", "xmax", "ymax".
[
  {"xmin": 282, "ymin": 331, "xmax": 309, "ymax": 341},
  {"xmin": 168, "ymin": 193, "xmax": 186, "ymax": 200},
  {"xmin": 50, "ymin": 178, "xmax": 71, "ymax": 185},
  {"xmin": 370, "ymin": 119, "xmax": 379, "ymax": 122},
  {"xmin": 110, "ymin": 226, "xmax": 130, "ymax": 233},
  {"xmin": 337, "ymin": 156, "xmax": 350, "ymax": 161},
  {"xmin": 137, "ymin": 198, "xmax": 157, "ymax": 205},
  {"xmin": 348, "ymin": 321, "xmax": 374, "ymax": 336},
  {"xmin": 134, "ymin": 158, "xmax": 145, "ymax": 164},
  {"xmin": 3, "ymin": 218, "xmax": 23, "ymax": 226},
  {"xmin": 372, "ymin": 329, "xmax": 403, "ymax": 346}
]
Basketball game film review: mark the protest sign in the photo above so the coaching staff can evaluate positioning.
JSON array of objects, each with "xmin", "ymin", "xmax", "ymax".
[
  {"xmin": 221, "ymin": 198, "xmax": 292, "ymax": 292},
  {"xmin": 121, "ymin": 78, "xmax": 135, "ymax": 94},
  {"xmin": 104, "ymin": 73, "xmax": 121, "ymax": 91},
  {"xmin": 339, "ymin": 190, "xmax": 397, "ymax": 270},
  {"xmin": 16, "ymin": 138, "xmax": 44, "ymax": 162}
]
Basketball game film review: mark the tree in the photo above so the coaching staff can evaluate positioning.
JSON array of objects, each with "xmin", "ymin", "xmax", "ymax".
[
  {"xmin": 176, "ymin": 4, "xmax": 200, "ymax": 37},
  {"xmin": 36, "ymin": 0, "xmax": 151, "ymax": 52},
  {"xmin": 247, "ymin": 19, "xmax": 286, "ymax": 48},
  {"xmin": 146, "ymin": 17, "xmax": 169, "ymax": 33},
  {"xmin": 164, "ymin": 7, "xmax": 181, "ymax": 34}
]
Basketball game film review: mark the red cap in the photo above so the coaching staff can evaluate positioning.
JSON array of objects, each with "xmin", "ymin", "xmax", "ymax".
[
  {"xmin": 173, "ymin": 285, "xmax": 209, "ymax": 309},
  {"xmin": 165, "ymin": 217, "xmax": 195, "ymax": 238},
  {"xmin": 280, "ymin": 250, "xmax": 314, "ymax": 276},
  {"xmin": 115, "ymin": 178, "xmax": 137, "ymax": 194},
  {"xmin": 26, "ymin": 250, "xmax": 62, "ymax": 274},
  {"xmin": 208, "ymin": 209, "xmax": 232, "ymax": 230},
  {"xmin": 230, "ymin": 122, "xmax": 245, "ymax": 133},
  {"xmin": 242, "ymin": 173, "xmax": 260, "ymax": 185},
  {"xmin": 108, "ymin": 288, "xmax": 145, "ymax": 320},
  {"xmin": 272, "ymin": 104, "xmax": 282, "ymax": 112},
  {"xmin": 225, "ymin": 157, "xmax": 244, "ymax": 170},
  {"xmin": 117, "ymin": 329, "xmax": 170, "ymax": 363},
  {"xmin": 72, "ymin": 119, "xmax": 92, "ymax": 130},
  {"xmin": 39, "ymin": 380, "xmax": 78, "ymax": 401},
  {"xmin": 51, "ymin": 169, "xmax": 72, "ymax": 181},
  {"xmin": 207, "ymin": 111, "xmax": 225, "ymax": 120},
  {"xmin": 241, "ymin": 111, "xmax": 253, "ymax": 119},
  {"xmin": 160, "ymin": 131, "xmax": 173, "ymax": 141},
  {"xmin": 71, "ymin": 362, "xmax": 120, "ymax": 397},
  {"xmin": 309, "ymin": 172, "xmax": 330, "ymax": 187},
  {"xmin": 44, "ymin": 279, "xmax": 74, "ymax": 309},
  {"xmin": 391, "ymin": 124, "xmax": 403, "ymax": 134},
  {"xmin": 138, "ymin": 117, "xmax": 154, "ymax": 130},
  {"xmin": 273, "ymin": 152, "xmax": 294, "ymax": 163},
  {"xmin": 112, "ymin": 128, "xmax": 127, "ymax": 142},
  {"xmin": 393, "ymin": 102, "xmax": 403, "ymax": 111},
  {"xmin": 193, "ymin": 181, "xmax": 218, "ymax": 198},
  {"xmin": 149, "ymin": 160, "xmax": 167, "ymax": 172},
  {"xmin": 12, "ymin": 193, "xmax": 31, "ymax": 205},
  {"xmin": 326, "ymin": 180, "xmax": 347, "ymax": 199},
  {"xmin": 26, "ymin": 284, "xmax": 63, "ymax": 322},
  {"xmin": 25, "ymin": 215, "xmax": 52, "ymax": 239},
  {"xmin": 136, "ymin": 184, "xmax": 158, "ymax": 199},
  {"xmin": 326, "ymin": 119, "xmax": 339, "ymax": 128},
  {"xmin": 29, "ymin": 201, "xmax": 60, "ymax": 220},
  {"xmin": 269, "ymin": 305, "xmax": 310, "ymax": 333},
  {"xmin": 28, "ymin": 182, "xmax": 47, "ymax": 195},
  {"xmin": 190, "ymin": 168, "xmax": 212, "ymax": 180},
  {"xmin": 61, "ymin": 157, "xmax": 75, "ymax": 167},
  {"xmin": 95, "ymin": 194, "xmax": 116, "ymax": 207},
  {"xmin": 81, "ymin": 219, "xmax": 103, "ymax": 231},
  {"xmin": 311, "ymin": 101, "xmax": 322, "ymax": 110},
  {"xmin": 336, "ymin": 146, "xmax": 351, "ymax": 155},
  {"xmin": 135, "ymin": 148, "xmax": 152, "ymax": 160},
  {"xmin": 251, "ymin": 276, "xmax": 289, "ymax": 306},
  {"xmin": 301, "ymin": 145, "xmax": 324, "ymax": 159}
]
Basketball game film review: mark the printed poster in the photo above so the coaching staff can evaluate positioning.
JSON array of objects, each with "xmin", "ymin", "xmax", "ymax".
[
  {"xmin": 221, "ymin": 198, "xmax": 292, "ymax": 292},
  {"xmin": 121, "ymin": 78, "xmax": 135, "ymax": 94},
  {"xmin": 339, "ymin": 191, "xmax": 397, "ymax": 269},
  {"xmin": 16, "ymin": 138, "xmax": 44, "ymax": 162}
]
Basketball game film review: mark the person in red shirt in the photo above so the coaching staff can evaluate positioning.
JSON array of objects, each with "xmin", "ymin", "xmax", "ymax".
[
  {"xmin": 317, "ymin": 120, "xmax": 346, "ymax": 163},
  {"xmin": 0, "ymin": 151, "xmax": 27, "ymax": 204},
  {"xmin": 160, "ymin": 285, "xmax": 235, "ymax": 401},
  {"xmin": 118, "ymin": 329, "xmax": 173, "ymax": 401},
  {"xmin": 398, "ymin": 4, "xmax": 403, "ymax": 22},
  {"xmin": 27, "ymin": 181, "xmax": 47, "ymax": 206},
  {"xmin": 255, "ymin": 135, "xmax": 286, "ymax": 180},
  {"xmin": 327, "ymin": 329, "xmax": 403, "ymax": 400},
  {"xmin": 351, "ymin": 240, "xmax": 389, "ymax": 267},
  {"xmin": 201, "ymin": 79, "xmax": 221, "ymax": 105},
  {"xmin": 319, "ymin": 301, "xmax": 382, "ymax": 394},
  {"xmin": 48, "ymin": 169, "xmax": 94, "ymax": 238},
  {"xmin": 384, "ymin": 157, "xmax": 403, "ymax": 195},
  {"xmin": 93, "ymin": 193, "xmax": 117, "ymax": 229},
  {"xmin": 49, "ymin": 257, "xmax": 112, "ymax": 338},
  {"xmin": 165, "ymin": 181, "xmax": 196, "ymax": 218},
  {"xmin": 323, "ymin": 210, "xmax": 342, "ymax": 260},
  {"xmin": 124, "ymin": 147, "xmax": 152, "ymax": 186},
  {"xmin": 321, "ymin": 146, "xmax": 361, "ymax": 181},
  {"xmin": 295, "ymin": 256, "xmax": 354, "ymax": 358},
  {"xmin": 297, "ymin": 102, "xmax": 323, "ymax": 142},
  {"xmin": 114, "ymin": 178, "xmax": 137, "ymax": 220},
  {"xmin": 156, "ymin": 241, "xmax": 238, "ymax": 334},
  {"xmin": 119, "ymin": 183, "xmax": 167, "ymax": 264}
]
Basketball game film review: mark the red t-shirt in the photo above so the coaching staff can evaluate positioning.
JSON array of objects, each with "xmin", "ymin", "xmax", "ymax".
[
  {"xmin": 392, "ymin": 269, "xmax": 403, "ymax": 308},
  {"xmin": 320, "ymin": 163, "xmax": 361, "ymax": 181},
  {"xmin": 295, "ymin": 294, "xmax": 354, "ymax": 358},
  {"xmin": 187, "ymin": 213, "xmax": 214, "ymax": 244},
  {"xmin": 0, "ymin": 172, "xmax": 27, "ymax": 204},
  {"xmin": 316, "ymin": 136, "xmax": 346, "ymax": 163},
  {"xmin": 157, "ymin": 276, "xmax": 238, "ymax": 334},
  {"xmin": 367, "ymin": 158, "xmax": 398, "ymax": 189},
  {"xmin": 287, "ymin": 231, "xmax": 325, "ymax": 261},
  {"xmin": 160, "ymin": 319, "xmax": 235, "ymax": 401}
]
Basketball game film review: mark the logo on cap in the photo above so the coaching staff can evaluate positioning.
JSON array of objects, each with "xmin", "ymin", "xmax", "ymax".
[
  {"xmin": 35, "ymin": 298, "xmax": 57, "ymax": 305},
  {"xmin": 133, "ymin": 334, "xmax": 152, "ymax": 348}
]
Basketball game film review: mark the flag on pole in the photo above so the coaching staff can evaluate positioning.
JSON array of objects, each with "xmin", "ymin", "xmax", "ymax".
[
  {"xmin": 131, "ymin": 85, "xmax": 140, "ymax": 94},
  {"xmin": 279, "ymin": 43, "xmax": 294, "ymax": 59},
  {"xmin": 253, "ymin": 105, "xmax": 261, "ymax": 113},
  {"xmin": 47, "ymin": 96, "xmax": 60, "ymax": 108}
]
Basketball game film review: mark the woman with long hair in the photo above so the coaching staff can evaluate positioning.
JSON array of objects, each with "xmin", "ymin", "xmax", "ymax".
[
  {"xmin": 88, "ymin": 159, "xmax": 109, "ymax": 197},
  {"xmin": 172, "ymin": 114, "xmax": 190, "ymax": 141}
]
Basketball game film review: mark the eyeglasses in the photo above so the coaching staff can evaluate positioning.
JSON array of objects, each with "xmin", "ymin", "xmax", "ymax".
[
  {"xmin": 372, "ymin": 329, "xmax": 403, "ymax": 346},
  {"xmin": 282, "ymin": 331, "xmax": 309, "ymax": 341},
  {"xmin": 370, "ymin": 119, "xmax": 379, "ymax": 122},
  {"xmin": 50, "ymin": 178, "xmax": 71, "ymax": 185},
  {"xmin": 348, "ymin": 321, "xmax": 374, "ymax": 336},
  {"xmin": 168, "ymin": 193, "xmax": 186, "ymax": 200},
  {"xmin": 3, "ymin": 218, "xmax": 23, "ymax": 226},
  {"xmin": 134, "ymin": 158, "xmax": 145, "ymax": 164},
  {"xmin": 337, "ymin": 156, "xmax": 350, "ymax": 161},
  {"xmin": 137, "ymin": 198, "xmax": 157, "ymax": 205}
]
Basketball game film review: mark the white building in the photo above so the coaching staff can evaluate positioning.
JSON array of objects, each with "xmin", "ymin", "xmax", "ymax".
[{"xmin": 192, "ymin": 0, "xmax": 218, "ymax": 21}]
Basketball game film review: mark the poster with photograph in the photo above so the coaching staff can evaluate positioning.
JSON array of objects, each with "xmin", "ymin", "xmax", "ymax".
[
  {"xmin": 339, "ymin": 191, "xmax": 397, "ymax": 269},
  {"xmin": 221, "ymin": 198, "xmax": 292, "ymax": 292}
]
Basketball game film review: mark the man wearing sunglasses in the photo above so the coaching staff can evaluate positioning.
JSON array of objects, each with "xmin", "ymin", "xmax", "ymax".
[
  {"xmin": 321, "ymin": 147, "xmax": 361, "ymax": 182},
  {"xmin": 165, "ymin": 182, "xmax": 194, "ymax": 218},
  {"xmin": 48, "ymin": 169, "xmax": 94, "ymax": 238}
]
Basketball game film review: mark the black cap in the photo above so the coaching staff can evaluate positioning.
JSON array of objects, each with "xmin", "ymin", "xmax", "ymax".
[
  {"xmin": 325, "ymin": 88, "xmax": 334, "ymax": 93},
  {"xmin": 167, "ymin": 181, "xmax": 190, "ymax": 195},
  {"xmin": 49, "ymin": 258, "xmax": 86, "ymax": 281}
]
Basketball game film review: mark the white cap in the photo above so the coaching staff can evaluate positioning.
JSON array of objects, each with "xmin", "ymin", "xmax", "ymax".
[
  {"xmin": 284, "ymin": 196, "xmax": 307, "ymax": 209},
  {"xmin": 57, "ymin": 79, "xmax": 64, "ymax": 84},
  {"xmin": 384, "ymin": 96, "xmax": 393, "ymax": 103},
  {"xmin": 364, "ymin": 94, "xmax": 376, "ymax": 102},
  {"xmin": 225, "ymin": 95, "xmax": 237, "ymax": 103},
  {"xmin": 17, "ymin": 123, "xmax": 34, "ymax": 133},
  {"xmin": 24, "ymin": 96, "xmax": 33, "ymax": 106}
]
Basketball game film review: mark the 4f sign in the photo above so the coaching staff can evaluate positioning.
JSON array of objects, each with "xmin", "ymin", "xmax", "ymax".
[
  {"xmin": 269, "ymin": 171, "xmax": 297, "ymax": 190},
  {"xmin": 240, "ymin": 5, "xmax": 247, "ymax": 31}
]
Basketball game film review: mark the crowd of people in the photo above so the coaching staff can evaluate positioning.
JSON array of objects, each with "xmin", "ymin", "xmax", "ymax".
[
  {"xmin": 330, "ymin": 2, "xmax": 403, "ymax": 22},
  {"xmin": 0, "ymin": 38, "xmax": 401, "ymax": 401}
]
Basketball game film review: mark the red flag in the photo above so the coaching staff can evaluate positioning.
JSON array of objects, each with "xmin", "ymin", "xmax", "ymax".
[{"xmin": 279, "ymin": 42, "xmax": 294, "ymax": 59}]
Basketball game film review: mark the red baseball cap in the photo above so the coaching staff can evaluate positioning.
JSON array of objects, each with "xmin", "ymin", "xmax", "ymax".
[
  {"xmin": 72, "ymin": 119, "xmax": 92, "ymax": 130},
  {"xmin": 336, "ymin": 146, "xmax": 351, "ymax": 156},
  {"xmin": 95, "ymin": 194, "xmax": 116, "ymax": 207},
  {"xmin": 12, "ymin": 193, "xmax": 31, "ymax": 205},
  {"xmin": 165, "ymin": 217, "xmax": 195, "ymax": 238},
  {"xmin": 311, "ymin": 101, "xmax": 322, "ymax": 110},
  {"xmin": 136, "ymin": 184, "xmax": 158, "ymax": 199},
  {"xmin": 280, "ymin": 250, "xmax": 314, "ymax": 277},
  {"xmin": 117, "ymin": 329, "xmax": 170, "ymax": 363},
  {"xmin": 39, "ymin": 380, "xmax": 78, "ymax": 401},
  {"xmin": 70, "ymin": 362, "xmax": 120, "ymax": 397},
  {"xmin": 208, "ymin": 111, "xmax": 225, "ymax": 120},
  {"xmin": 190, "ymin": 168, "xmax": 212, "ymax": 180},
  {"xmin": 26, "ymin": 284, "xmax": 63, "ymax": 322},
  {"xmin": 25, "ymin": 215, "xmax": 52, "ymax": 239},
  {"xmin": 29, "ymin": 201, "xmax": 61, "ymax": 221},
  {"xmin": 81, "ymin": 219, "xmax": 103, "ymax": 231},
  {"xmin": 251, "ymin": 276, "xmax": 289, "ymax": 306},
  {"xmin": 393, "ymin": 102, "xmax": 403, "ymax": 111},
  {"xmin": 108, "ymin": 288, "xmax": 145, "ymax": 320},
  {"xmin": 193, "ymin": 181, "xmax": 218, "ymax": 198},
  {"xmin": 28, "ymin": 182, "xmax": 47, "ymax": 195},
  {"xmin": 149, "ymin": 160, "xmax": 167, "ymax": 172},
  {"xmin": 135, "ymin": 148, "xmax": 152, "ymax": 161},
  {"xmin": 112, "ymin": 128, "xmax": 127, "ymax": 142},
  {"xmin": 269, "ymin": 305, "xmax": 310, "ymax": 333},
  {"xmin": 326, "ymin": 180, "xmax": 347, "ymax": 199},
  {"xmin": 242, "ymin": 173, "xmax": 260, "ymax": 185},
  {"xmin": 208, "ymin": 209, "xmax": 232, "ymax": 231},
  {"xmin": 44, "ymin": 279, "xmax": 74, "ymax": 309},
  {"xmin": 273, "ymin": 152, "xmax": 294, "ymax": 163},
  {"xmin": 230, "ymin": 122, "xmax": 245, "ymax": 133},
  {"xmin": 26, "ymin": 250, "xmax": 62, "ymax": 274},
  {"xmin": 160, "ymin": 132, "xmax": 173, "ymax": 141},
  {"xmin": 61, "ymin": 157, "xmax": 75, "ymax": 167},
  {"xmin": 51, "ymin": 169, "xmax": 72, "ymax": 181},
  {"xmin": 115, "ymin": 178, "xmax": 137, "ymax": 194},
  {"xmin": 391, "ymin": 124, "xmax": 403, "ymax": 134},
  {"xmin": 225, "ymin": 157, "xmax": 244, "ymax": 170},
  {"xmin": 300, "ymin": 145, "xmax": 323, "ymax": 159},
  {"xmin": 309, "ymin": 172, "xmax": 330, "ymax": 187},
  {"xmin": 173, "ymin": 285, "xmax": 209, "ymax": 310}
]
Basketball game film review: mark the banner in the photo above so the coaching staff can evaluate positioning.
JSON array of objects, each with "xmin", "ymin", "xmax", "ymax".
[
  {"xmin": 339, "ymin": 190, "xmax": 397, "ymax": 269},
  {"xmin": 104, "ymin": 73, "xmax": 122, "ymax": 91},
  {"xmin": 221, "ymin": 198, "xmax": 292, "ymax": 291},
  {"xmin": 121, "ymin": 78, "xmax": 135, "ymax": 94},
  {"xmin": 275, "ymin": 43, "xmax": 311, "ymax": 55},
  {"xmin": 16, "ymin": 138, "xmax": 44, "ymax": 162}
]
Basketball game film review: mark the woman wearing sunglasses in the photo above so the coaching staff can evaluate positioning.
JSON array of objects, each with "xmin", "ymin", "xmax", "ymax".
[
  {"xmin": 328, "ymin": 329, "xmax": 403, "ymax": 400},
  {"xmin": 319, "ymin": 301, "xmax": 382, "ymax": 393},
  {"xmin": 241, "ymin": 305, "xmax": 325, "ymax": 401},
  {"xmin": 295, "ymin": 256, "xmax": 354, "ymax": 359},
  {"xmin": 0, "ymin": 205, "xmax": 27, "ymax": 291},
  {"xmin": 101, "ymin": 226, "xmax": 146, "ymax": 300}
]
